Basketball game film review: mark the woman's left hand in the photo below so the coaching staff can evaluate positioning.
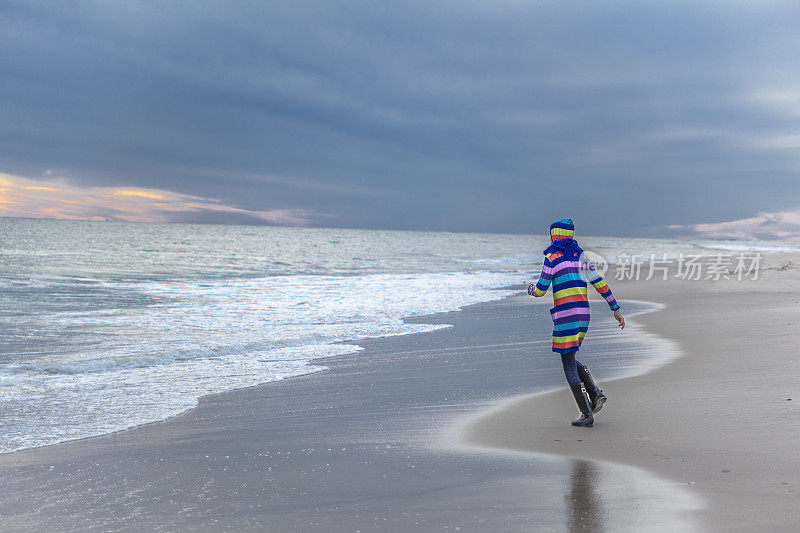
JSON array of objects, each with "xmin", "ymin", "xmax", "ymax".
[{"xmin": 614, "ymin": 309, "xmax": 625, "ymax": 330}]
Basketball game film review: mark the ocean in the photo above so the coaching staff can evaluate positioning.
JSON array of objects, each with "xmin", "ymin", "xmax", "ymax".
[{"xmin": 1, "ymin": 217, "xmax": 797, "ymax": 454}]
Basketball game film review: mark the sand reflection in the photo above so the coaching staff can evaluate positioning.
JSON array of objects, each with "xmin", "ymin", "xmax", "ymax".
[{"xmin": 565, "ymin": 459, "xmax": 606, "ymax": 532}]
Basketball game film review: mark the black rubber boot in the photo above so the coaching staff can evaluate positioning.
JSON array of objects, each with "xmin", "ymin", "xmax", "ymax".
[
  {"xmin": 569, "ymin": 383, "xmax": 594, "ymax": 427},
  {"xmin": 577, "ymin": 363, "xmax": 607, "ymax": 414}
]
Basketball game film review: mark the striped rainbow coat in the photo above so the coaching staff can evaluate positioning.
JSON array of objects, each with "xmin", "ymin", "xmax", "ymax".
[{"xmin": 528, "ymin": 252, "xmax": 619, "ymax": 354}]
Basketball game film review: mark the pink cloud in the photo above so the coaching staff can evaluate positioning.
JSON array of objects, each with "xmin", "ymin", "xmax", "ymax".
[
  {"xmin": 0, "ymin": 173, "xmax": 324, "ymax": 226},
  {"xmin": 667, "ymin": 209, "xmax": 800, "ymax": 242}
]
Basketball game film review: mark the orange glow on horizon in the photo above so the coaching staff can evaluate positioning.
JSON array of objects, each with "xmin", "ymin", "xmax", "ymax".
[
  {"xmin": 23, "ymin": 185, "xmax": 61, "ymax": 192},
  {"xmin": 0, "ymin": 172, "xmax": 316, "ymax": 226},
  {"xmin": 109, "ymin": 189, "xmax": 169, "ymax": 200}
]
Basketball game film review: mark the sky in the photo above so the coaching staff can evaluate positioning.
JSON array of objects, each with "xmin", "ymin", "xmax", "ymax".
[{"xmin": 1, "ymin": 1, "xmax": 800, "ymax": 239}]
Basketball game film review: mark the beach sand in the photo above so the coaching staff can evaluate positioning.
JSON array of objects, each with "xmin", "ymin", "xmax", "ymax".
[
  {"xmin": 462, "ymin": 252, "xmax": 800, "ymax": 532},
  {"xmin": 0, "ymin": 253, "xmax": 797, "ymax": 531}
]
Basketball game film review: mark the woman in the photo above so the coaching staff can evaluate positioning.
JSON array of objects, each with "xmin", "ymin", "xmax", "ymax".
[{"xmin": 526, "ymin": 219, "xmax": 625, "ymax": 427}]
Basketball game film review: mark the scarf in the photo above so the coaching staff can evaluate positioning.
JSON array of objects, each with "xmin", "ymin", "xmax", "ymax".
[{"xmin": 543, "ymin": 238, "xmax": 583, "ymax": 258}]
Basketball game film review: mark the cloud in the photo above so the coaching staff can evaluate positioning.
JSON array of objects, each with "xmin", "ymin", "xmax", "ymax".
[
  {"xmin": 0, "ymin": 173, "xmax": 325, "ymax": 225},
  {"xmin": 2, "ymin": 1, "xmax": 800, "ymax": 234},
  {"xmin": 667, "ymin": 209, "xmax": 800, "ymax": 241}
]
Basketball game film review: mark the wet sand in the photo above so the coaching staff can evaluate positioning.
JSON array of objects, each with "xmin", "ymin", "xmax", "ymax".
[
  {"xmin": 462, "ymin": 253, "xmax": 800, "ymax": 532},
  {"xmin": 0, "ymin": 292, "xmax": 698, "ymax": 531}
]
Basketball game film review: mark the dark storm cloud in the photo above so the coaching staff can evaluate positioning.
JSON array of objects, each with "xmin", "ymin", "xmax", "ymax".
[{"xmin": 1, "ymin": 1, "xmax": 799, "ymax": 235}]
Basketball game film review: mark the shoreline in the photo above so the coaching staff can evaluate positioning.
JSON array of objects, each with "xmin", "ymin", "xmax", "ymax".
[
  {"xmin": 0, "ymin": 285, "xmax": 688, "ymax": 531},
  {"xmin": 458, "ymin": 252, "xmax": 800, "ymax": 532},
  {"xmin": 0, "ymin": 283, "xmax": 520, "ymax": 458}
]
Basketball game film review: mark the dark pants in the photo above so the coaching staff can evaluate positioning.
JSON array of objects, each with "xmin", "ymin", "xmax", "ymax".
[{"xmin": 560, "ymin": 350, "xmax": 583, "ymax": 386}]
